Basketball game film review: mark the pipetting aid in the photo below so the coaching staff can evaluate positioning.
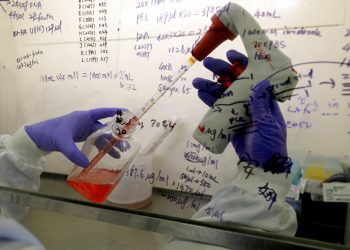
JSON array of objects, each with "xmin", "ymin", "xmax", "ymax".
[{"xmin": 191, "ymin": 2, "xmax": 299, "ymax": 154}]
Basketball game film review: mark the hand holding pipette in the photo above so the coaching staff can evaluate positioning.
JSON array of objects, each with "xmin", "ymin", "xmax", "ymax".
[{"xmin": 191, "ymin": 2, "xmax": 298, "ymax": 154}]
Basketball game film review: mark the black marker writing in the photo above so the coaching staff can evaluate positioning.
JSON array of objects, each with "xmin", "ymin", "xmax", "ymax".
[{"xmin": 258, "ymin": 182, "xmax": 277, "ymax": 210}]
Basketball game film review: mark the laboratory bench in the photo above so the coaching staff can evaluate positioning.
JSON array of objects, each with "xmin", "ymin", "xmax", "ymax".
[{"xmin": 0, "ymin": 172, "xmax": 349, "ymax": 250}]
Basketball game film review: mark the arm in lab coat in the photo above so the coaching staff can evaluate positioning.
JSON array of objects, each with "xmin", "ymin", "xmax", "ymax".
[
  {"xmin": 0, "ymin": 127, "xmax": 46, "ymax": 219},
  {"xmin": 0, "ymin": 128, "xmax": 46, "ymax": 250}
]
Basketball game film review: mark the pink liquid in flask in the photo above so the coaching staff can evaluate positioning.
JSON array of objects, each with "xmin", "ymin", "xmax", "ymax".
[{"xmin": 67, "ymin": 168, "xmax": 122, "ymax": 203}]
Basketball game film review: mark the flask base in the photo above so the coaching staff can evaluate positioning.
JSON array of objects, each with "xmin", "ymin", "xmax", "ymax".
[{"xmin": 107, "ymin": 196, "xmax": 152, "ymax": 210}]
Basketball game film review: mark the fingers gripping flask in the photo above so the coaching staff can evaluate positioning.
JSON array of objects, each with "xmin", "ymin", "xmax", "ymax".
[{"xmin": 67, "ymin": 111, "xmax": 141, "ymax": 203}]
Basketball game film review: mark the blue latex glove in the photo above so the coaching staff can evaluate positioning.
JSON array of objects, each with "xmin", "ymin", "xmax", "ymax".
[
  {"xmin": 25, "ymin": 108, "xmax": 126, "ymax": 167},
  {"xmin": 193, "ymin": 50, "xmax": 291, "ymax": 174}
]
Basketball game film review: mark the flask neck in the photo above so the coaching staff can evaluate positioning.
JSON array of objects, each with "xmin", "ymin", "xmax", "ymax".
[{"xmin": 111, "ymin": 111, "xmax": 138, "ymax": 139}]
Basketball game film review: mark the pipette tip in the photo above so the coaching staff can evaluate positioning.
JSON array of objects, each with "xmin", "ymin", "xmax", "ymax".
[{"xmin": 188, "ymin": 56, "xmax": 196, "ymax": 65}]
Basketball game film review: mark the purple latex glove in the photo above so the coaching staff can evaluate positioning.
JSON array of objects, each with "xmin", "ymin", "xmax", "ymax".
[
  {"xmin": 95, "ymin": 133, "xmax": 131, "ymax": 158},
  {"xmin": 25, "ymin": 108, "xmax": 125, "ymax": 167},
  {"xmin": 193, "ymin": 50, "xmax": 291, "ymax": 174}
]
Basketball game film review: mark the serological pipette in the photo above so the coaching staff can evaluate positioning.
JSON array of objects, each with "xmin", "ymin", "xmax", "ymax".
[{"xmin": 81, "ymin": 56, "xmax": 197, "ymax": 175}]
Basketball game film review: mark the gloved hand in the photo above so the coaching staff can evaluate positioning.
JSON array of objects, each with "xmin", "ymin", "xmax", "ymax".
[
  {"xmin": 192, "ymin": 50, "xmax": 248, "ymax": 107},
  {"xmin": 193, "ymin": 50, "xmax": 291, "ymax": 174},
  {"xmin": 95, "ymin": 133, "xmax": 131, "ymax": 159},
  {"xmin": 24, "ymin": 108, "xmax": 126, "ymax": 168}
]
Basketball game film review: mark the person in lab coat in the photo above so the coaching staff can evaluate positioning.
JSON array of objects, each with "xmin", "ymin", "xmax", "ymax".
[
  {"xmin": 191, "ymin": 50, "xmax": 297, "ymax": 233},
  {"xmin": 0, "ymin": 50, "xmax": 297, "ymax": 249},
  {"xmin": 0, "ymin": 107, "xmax": 123, "ymax": 250},
  {"xmin": 162, "ymin": 50, "xmax": 297, "ymax": 249}
]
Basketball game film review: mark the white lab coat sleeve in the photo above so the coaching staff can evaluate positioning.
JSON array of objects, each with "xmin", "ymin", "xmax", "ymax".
[
  {"xmin": 161, "ymin": 162, "xmax": 298, "ymax": 250},
  {"xmin": 0, "ymin": 127, "xmax": 47, "ymax": 219},
  {"xmin": 191, "ymin": 161, "xmax": 298, "ymax": 236}
]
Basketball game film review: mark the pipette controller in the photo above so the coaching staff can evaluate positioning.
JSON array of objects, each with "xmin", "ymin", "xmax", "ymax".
[{"xmin": 190, "ymin": 2, "xmax": 299, "ymax": 154}]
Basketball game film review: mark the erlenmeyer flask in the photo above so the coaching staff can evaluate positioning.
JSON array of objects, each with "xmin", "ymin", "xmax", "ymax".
[{"xmin": 67, "ymin": 111, "xmax": 141, "ymax": 203}]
